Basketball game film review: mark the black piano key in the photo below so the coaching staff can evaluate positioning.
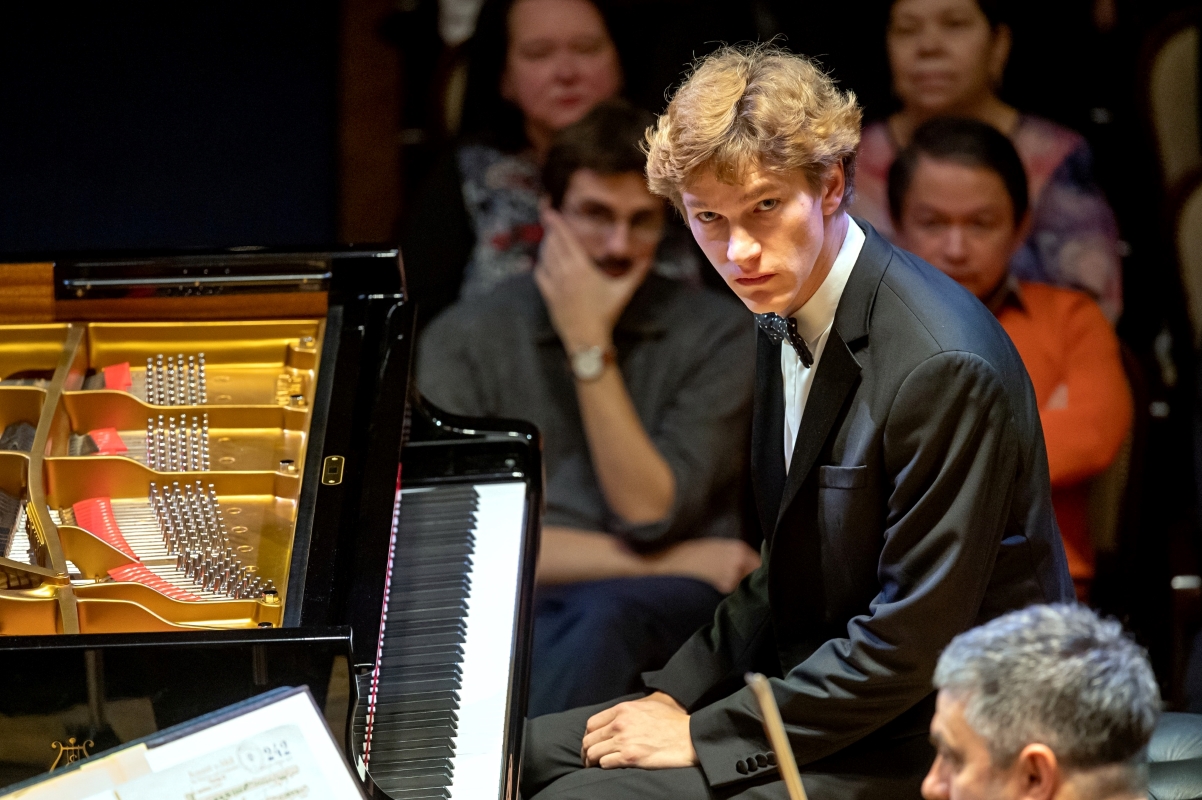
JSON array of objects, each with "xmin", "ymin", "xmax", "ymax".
[
  {"xmin": 375, "ymin": 783, "xmax": 451, "ymax": 797},
  {"xmin": 373, "ymin": 685, "xmax": 461, "ymax": 705},
  {"xmin": 379, "ymin": 634, "xmax": 463, "ymax": 653},
  {"xmin": 365, "ymin": 777, "xmax": 452, "ymax": 797},
  {"xmin": 367, "ymin": 751, "xmax": 455, "ymax": 768},
  {"xmin": 382, "ymin": 619, "xmax": 467, "ymax": 636},
  {"xmin": 394, "ymin": 519, "xmax": 476, "ymax": 534},
  {"xmin": 377, "ymin": 783, "xmax": 449, "ymax": 792},
  {"xmin": 374, "ymin": 660, "xmax": 463, "ymax": 678},
  {"xmin": 368, "ymin": 763, "xmax": 454, "ymax": 781},
  {"xmin": 389, "ymin": 585, "xmax": 471, "ymax": 603},
  {"xmin": 381, "ymin": 632, "xmax": 466, "ymax": 651},
  {"xmin": 380, "ymin": 738, "xmax": 459, "ymax": 756},
  {"xmin": 371, "ymin": 706, "xmax": 459, "ymax": 721},
  {"xmin": 385, "ymin": 607, "xmax": 468, "ymax": 627},
  {"xmin": 370, "ymin": 720, "xmax": 459, "ymax": 741}
]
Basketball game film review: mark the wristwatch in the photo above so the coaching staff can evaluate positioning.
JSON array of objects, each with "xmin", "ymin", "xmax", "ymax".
[{"xmin": 569, "ymin": 345, "xmax": 616, "ymax": 382}]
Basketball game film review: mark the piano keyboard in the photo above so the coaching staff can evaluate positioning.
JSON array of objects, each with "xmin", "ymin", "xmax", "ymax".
[{"xmin": 359, "ymin": 480, "xmax": 529, "ymax": 800}]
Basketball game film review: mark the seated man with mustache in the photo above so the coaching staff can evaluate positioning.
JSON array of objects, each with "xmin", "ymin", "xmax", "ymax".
[{"xmin": 417, "ymin": 100, "xmax": 761, "ymax": 718}]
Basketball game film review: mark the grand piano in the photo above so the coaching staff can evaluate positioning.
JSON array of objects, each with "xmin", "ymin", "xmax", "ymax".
[{"xmin": 0, "ymin": 250, "xmax": 542, "ymax": 799}]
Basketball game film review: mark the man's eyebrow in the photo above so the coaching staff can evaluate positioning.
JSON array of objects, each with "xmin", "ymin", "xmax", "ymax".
[{"xmin": 739, "ymin": 181, "xmax": 783, "ymax": 203}]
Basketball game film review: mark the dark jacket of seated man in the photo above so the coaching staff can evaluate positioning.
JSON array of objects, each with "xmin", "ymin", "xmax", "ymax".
[
  {"xmin": 520, "ymin": 47, "xmax": 1074, "ymax": 800},
  {"xmin": 416, "ymin": 101, "xmax": 759, "ymax": 718}
]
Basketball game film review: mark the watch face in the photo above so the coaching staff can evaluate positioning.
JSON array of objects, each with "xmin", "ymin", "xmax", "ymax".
[{"xmin": 571, "ymin": 348, "xmax": 605, "ymax": 381}]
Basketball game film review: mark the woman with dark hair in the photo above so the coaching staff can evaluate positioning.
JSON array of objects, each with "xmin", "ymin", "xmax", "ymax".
[
  {"xmin": 402, "ymin": 0, "xmax": 628, "ymax": 326},
  {"xmin": 850, "ymin": 0, "xmax": 1124, "ymax": 321}
]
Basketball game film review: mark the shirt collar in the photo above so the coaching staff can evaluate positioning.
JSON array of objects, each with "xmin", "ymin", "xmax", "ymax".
[
  {"xmin": 790, "ymin": 216, "xmax": 865, "ymax": 345},
  {"xmin": 983, "ymin": 272, "xmax": 1025, "ymax": 316}
]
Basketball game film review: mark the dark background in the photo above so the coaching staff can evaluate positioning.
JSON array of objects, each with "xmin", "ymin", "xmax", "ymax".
[{"xmin": 0, "ymin": 2, "xmax": 339, "ymax": 251}]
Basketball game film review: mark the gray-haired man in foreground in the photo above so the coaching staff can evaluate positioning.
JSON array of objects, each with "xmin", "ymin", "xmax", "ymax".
[{"xmin": 924, "ymin": 604, "xmax": 1161, "ymax": 800}]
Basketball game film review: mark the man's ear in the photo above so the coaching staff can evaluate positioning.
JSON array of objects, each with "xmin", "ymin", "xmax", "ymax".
[
  {"xmin": 1014, "ymin": 743, "xmax": 1061, "ymax": 800},
  {"xmin": 821, "ymin": 162, "xmax": 847, "ymax": 217}
]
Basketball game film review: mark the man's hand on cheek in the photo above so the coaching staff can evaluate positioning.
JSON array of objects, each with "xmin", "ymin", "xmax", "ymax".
[
  {"xmin": 580, "ymin": 693, "xmax": 698, "ymax": 770},
  {"xmin": 535, "ymin": 208, "xmax": 649, "ymax": 351}
]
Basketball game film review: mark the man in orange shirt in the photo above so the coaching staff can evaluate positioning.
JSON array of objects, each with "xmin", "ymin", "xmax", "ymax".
[{"xmin": 889, "ymin": 117, "xmax": 1131, "ymax": 600}]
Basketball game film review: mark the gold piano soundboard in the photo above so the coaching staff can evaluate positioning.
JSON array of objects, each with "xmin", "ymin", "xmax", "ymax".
[{"xmin": 0, "ymin": 318, "xmax": 326, "ymax": 635}]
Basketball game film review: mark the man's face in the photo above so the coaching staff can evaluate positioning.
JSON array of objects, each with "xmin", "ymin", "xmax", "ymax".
[
  {"xmin": 681, "ymin": 167, "xmax": 839, "ymax": 316},
  {"xmin": 895, "ymin": 155, "xmax": 1022, "ymax": 300},
  {"xmin": 923, "ymin": 692, "xmax": 1022, "ymax": 800},
  {"xmin": 559, "ymin": 168, "xmax": 665, "ymax": 277}
]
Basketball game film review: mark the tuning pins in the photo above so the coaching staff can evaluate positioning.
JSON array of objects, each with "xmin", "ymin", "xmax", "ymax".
[
  {"xmin": 145, "ymin": 413, "xmax": 209, "ymax": 471},
  {"xmin": 144, "ymin": 353, "xmax": 207, "ymax": 406},
  {"xmin": 148, "ymin": 479, "xmax": 263, "ymax": 599}
]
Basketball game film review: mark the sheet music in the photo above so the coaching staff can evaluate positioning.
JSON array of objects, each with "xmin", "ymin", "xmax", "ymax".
[
  {"xmin": 6, "ymin": 689, "xmax": 364, "ymax": 800},
  {"xmin": 118, "ymin": 724, "xmax": 331, "ymax": 800}
]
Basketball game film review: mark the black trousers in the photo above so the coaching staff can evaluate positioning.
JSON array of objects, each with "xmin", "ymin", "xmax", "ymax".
[
  {"xmin": 522, "ymin": 696, "xmax": 934, "ymax": 799},
  {"xmin": 528, "ymin": 576, "xmax": 722, "ymax": 718}
]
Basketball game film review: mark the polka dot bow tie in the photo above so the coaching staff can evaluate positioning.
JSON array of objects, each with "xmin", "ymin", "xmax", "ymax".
[{"xmin": 756, "ymin": 312, "xmax": 814, "ymax": 368}]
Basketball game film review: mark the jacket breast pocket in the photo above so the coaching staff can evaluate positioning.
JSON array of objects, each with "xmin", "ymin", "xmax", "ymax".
[{"xmin": 817, "ymin": 464, "xmax": 868, "ymax": 489}]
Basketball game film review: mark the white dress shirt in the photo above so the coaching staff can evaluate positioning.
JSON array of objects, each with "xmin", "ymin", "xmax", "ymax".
[{"xmin": 782, "ymin": 217, "xmax": 865, "ymax": 471}]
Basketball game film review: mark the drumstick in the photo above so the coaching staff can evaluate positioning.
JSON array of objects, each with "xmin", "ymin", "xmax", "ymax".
[{"xmin": 745, "ymin": 672, "xmax": 809, "ymax": 800}]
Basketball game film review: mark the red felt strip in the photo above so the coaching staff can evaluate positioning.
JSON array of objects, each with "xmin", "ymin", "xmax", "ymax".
[
  {"xmin": 72, "ymin": 497, "xmax": 138, "ymax": 561},
  {"xmin": 102, "ymin": 362, "xmax": 132, "ymax": 391},
  {"xmin": 87, "ymin": 428, "xmax": 127, "ymax": 455},
  {"xmin": 108, "ymin": 563, "xmax": 200, "ymax": 602}
]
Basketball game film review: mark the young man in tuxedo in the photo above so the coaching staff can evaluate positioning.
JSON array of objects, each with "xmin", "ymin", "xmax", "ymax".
[{"xmin": 521, "ymin": 44, "xmax": 1074, "ymax": 799}]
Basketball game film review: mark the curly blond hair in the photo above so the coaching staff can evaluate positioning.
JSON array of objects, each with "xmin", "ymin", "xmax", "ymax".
[{"xmin": 645, "ymin": 44, "xmax": 862, "ymax": 211}]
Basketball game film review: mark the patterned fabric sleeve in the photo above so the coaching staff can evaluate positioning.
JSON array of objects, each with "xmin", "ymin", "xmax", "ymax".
[{"xmin": 1009, "ymin": 128, "xmax": 1124, "ymax": 322}]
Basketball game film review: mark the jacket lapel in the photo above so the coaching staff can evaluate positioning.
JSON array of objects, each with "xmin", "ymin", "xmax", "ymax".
[
  {"xmin": 772, "ymin": 219, "xmax": 893, "ymax": 529},
  {"xmin": 774, "ymin": 329, "xmax": 861, "ymax": 528},
  {"xmin": 751, "ymin": 331, "xmax": 786, "ymax": 543}
]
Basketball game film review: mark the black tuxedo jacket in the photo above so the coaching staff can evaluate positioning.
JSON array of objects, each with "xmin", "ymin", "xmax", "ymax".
[{"xmin": 644, "ymin": 223, "xmax": 1074, "ymax": 789}]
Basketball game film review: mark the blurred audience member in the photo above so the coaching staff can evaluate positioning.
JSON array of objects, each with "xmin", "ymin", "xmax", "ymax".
[
  {"xmin": 890, "ymin": 117, "xmax": 1132, "ymax": 600},
  {"xmin": 923, "ymin": 604, "xmax": 1160, "ymax": 800},
  {"xmin": 853, "ymin": 0, "xmax": 1124, "ymax": 322},
  {"xmin": 417, "ymin": 101, "xmax": 759, "ymax": 717},
  {"xmin": 403, "ymin": 0, "xmax": 623, "ymax": 326}
]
